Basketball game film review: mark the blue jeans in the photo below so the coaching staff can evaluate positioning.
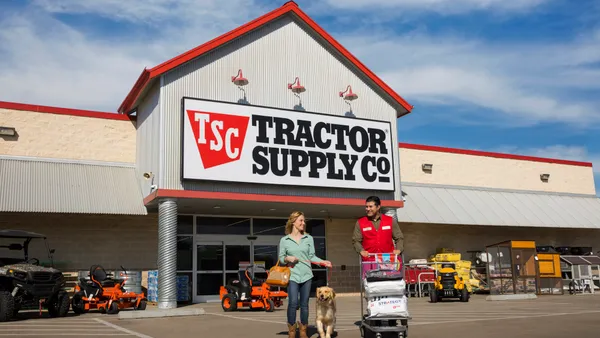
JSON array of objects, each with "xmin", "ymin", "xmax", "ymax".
[{"xmin": 287, "ymin": 279, "xmax": 312, "ymax": 325}]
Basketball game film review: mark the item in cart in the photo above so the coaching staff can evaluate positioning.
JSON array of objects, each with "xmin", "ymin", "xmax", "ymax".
[
  {"xmin": 364, "ymin": 279, "xmax": 406, "ymax": 298},
  {"xmin": 367, "ymin": 295, "xmax": 409, "ymax": 318},
  {"xmin": 409, "ymin": 258, "xmax": 428, "ymax": 266},
  {"xmin": 365, "ymin": 269, "xmax": 404, "ymax": 282}
]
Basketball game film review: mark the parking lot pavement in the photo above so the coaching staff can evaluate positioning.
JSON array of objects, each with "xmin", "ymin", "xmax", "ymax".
[
  {"xmin": 10, "ymin": 295, "xmax": 600, "ymax": 337},
  {"xmin": 2, "ymin": 310, "xmax": 151, "ymax": 337}
]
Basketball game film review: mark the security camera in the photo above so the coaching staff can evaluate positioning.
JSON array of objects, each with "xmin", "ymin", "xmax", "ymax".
[{"xmin": 150, "ymin": 184, "xmax": 157, "ymax": 190}]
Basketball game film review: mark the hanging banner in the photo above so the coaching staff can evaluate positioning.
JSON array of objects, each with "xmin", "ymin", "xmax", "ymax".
[{"xmin": 182, "ymin": 98, "xmax": 396, "ymax": 191}]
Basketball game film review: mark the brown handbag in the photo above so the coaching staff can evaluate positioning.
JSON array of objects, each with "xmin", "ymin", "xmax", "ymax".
[{"xmin": 265, "ymin": 261, "xmax": 291, "ymax": 287}]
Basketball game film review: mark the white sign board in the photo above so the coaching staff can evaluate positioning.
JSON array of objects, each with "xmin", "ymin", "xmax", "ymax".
[{"xmin": 181, "ymin": 98, "xmax": 395, "ymax": 191}]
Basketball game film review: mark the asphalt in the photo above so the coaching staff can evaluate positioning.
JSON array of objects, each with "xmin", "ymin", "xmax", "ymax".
[{"xmin": 4, "ymin": 294, "xmax": 600, "ymax": 337}]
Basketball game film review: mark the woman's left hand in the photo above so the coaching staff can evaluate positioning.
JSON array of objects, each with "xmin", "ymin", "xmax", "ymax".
[{"xmin": 321, "ymin": 260, "xmax": 332, "ymax": 268}]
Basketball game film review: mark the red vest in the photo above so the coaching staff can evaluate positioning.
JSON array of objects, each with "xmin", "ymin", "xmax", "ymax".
[{"xmin": 359, "ymin": 214, "xmax": 395, "ymax": 260}]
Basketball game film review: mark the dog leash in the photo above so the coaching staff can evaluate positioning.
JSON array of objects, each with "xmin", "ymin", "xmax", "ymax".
[{"xmin": 295, "ymin": 259, "xmax": 332, "ymax": 286}]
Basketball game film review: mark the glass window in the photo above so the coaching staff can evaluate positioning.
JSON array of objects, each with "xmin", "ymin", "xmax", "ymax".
[
  {"xmin": 177, "ymin": 215, "xmax": 193, "ymax": 235},
  {"xmin": 313, "ymin": 237, "xmax": 326, "ymax": 261},
  {"xmin": 176, "ymin": 272, "xmax": 193, "ymax": 304},
  {"xmin": 306, "ymin": 219, "xmax": 325, "ymax": 236},
  {"xmin": 197, "ymin": 244, "xmax": 223, "ymax": 271},
  {"xmin": 177, "ymin": 236, "xmax": 193, "ymax": 271},
  {"xmin": 252, "ymin": 218, "xmax": 286, "ymax": 236},
  {"xmin": 310, "ymin": 270, "xmax": 328, "ymax": 295},
  {"xmin": 225, "ymin": 245, "xmax": 251, "ymax": 271},
  {"xmin": 254, "ymin": 245, "xmax": 279, "ymax": 270},
  {"xmin": 196, "ymin": 273, "xmax": 223, "ymax": 296},
  {"xmin": 196, "ymin": 217, "xmax": 251, "ymax": 235}
]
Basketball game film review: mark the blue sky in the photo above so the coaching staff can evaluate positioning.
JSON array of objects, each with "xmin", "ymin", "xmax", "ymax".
[{"xmin": 1, "ymin": 0, "xmax": 599, "ymax": 195}]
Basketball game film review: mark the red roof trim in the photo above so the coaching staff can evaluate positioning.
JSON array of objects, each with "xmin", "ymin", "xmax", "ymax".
[
  {"xmin": 0, "ymin": 100, "xmax": 132, "ymax": 121},
  {"xmin": 117, "ymin": 1, "xmax": 413, "ymax": 116},
  {"xmin": 399, "ymin": 142, "xmax": 593, "ymax": 167},
  {"xmin": 143, "ymin": 189, "xmax": 404, "ymax": 208}
]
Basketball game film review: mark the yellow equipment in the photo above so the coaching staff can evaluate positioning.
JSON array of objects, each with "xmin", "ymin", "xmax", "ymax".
[{"xmin": 429, "ymin": 263, "xmax": 470, "ymax": 303}]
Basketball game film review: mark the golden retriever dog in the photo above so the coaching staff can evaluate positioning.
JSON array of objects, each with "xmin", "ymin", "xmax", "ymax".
[{"xmin": 315, "ymin": 286, "xmax": 336, "ymax": 338}]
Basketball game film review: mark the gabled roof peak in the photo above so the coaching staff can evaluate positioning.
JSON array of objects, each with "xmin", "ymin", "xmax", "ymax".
[{"xmin": 117, "ymin": 2, "xmax": 413, "ymax": 117}]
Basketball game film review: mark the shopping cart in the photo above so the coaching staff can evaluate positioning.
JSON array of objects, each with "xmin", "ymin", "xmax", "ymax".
[{"xmin": 359, "ymin": 253, "xmax": 411, "ymax": 338}]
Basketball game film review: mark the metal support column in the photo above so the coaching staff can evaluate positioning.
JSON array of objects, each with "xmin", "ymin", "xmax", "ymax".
[{"xmin": 158, "ymin": 198, "xmax": 177, "ymax": 309}]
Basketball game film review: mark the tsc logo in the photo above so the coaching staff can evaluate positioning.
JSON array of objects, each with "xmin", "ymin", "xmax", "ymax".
[{"xmin": 186, "ymin": 110, "xmax": 250, "ymax": 169}]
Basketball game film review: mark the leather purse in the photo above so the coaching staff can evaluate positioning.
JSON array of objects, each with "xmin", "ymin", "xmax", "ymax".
[{"xmin": 265, "ymin": 261, "xmax": 291, "ymax": 287}]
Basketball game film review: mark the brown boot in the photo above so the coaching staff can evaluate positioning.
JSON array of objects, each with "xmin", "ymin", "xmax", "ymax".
[
  {"xmin": 298, "ymin": 322, "xmax": 309, "ymax": 338},
  {"xmin": 287, "ymin": 323, "xmax": 297, "ymax": 338}
]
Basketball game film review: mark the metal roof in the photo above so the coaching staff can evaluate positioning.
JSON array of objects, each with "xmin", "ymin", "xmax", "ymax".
[
  {"xmin": 397, "ymin": 183, "xmax": 600, "ymax": 229},
  {"xmin": 0, "ymin": 229, "xmax": 46, "ymax": 238},
  {"xmin": 560, "ymin": 255, "xmax": 600, "ymax": 266},
  {"xmin": 0, "ymin": 156, "xmax": 147, "ymax": 215}
]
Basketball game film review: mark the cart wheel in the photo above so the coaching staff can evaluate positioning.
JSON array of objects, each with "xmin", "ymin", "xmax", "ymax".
[
  {"xmin": 429, "ymin": 290, "xmax": 438, "ymax": 303},
  {"xmin": 265, "ymin": 299, "xmax": 275, "ymax": 312},
  {"xmin": 376, "ymin": 333, "xmax": 382, "ymax": 338},
  {"xmin": 460, "ymin": 288, "xmax": 469, "ymax": 302}
]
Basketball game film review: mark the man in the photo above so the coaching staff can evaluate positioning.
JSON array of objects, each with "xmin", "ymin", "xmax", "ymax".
[{"xmin": 352, "ymin": 196, "xmax": 404, "ymax": 261}]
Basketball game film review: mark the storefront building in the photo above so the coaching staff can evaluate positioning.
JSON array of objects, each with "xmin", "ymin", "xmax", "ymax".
[{"xmin": 1, "ymin": 2, "xmax": 600, "ymax": 308}]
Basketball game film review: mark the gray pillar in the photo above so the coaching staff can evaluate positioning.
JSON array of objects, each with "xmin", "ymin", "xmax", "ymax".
[
  {"xmin": 383, "ymin": 208, "xmax": 398, "ymax": 222},
  {"xmin": 158, "ymin": 198, "xmax": 178, "ymax": 309}
]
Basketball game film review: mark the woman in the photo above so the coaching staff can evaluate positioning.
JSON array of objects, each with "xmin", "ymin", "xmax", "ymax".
[{"xmin": 279, "ymin": 211, "xmax": 332, "ymax": 338}]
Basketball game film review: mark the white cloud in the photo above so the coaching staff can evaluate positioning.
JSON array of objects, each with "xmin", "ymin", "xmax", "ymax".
[
  {"xmin": 336, "ymin": 31, "xmax": 600, "ymax": 128},
  {"xmin": 0, "ymin": 0, "xmax": 268, "ymax": 112},
  {"xmin": 321, "ymin": 0, "xmax": 551, "ymax": 14}
]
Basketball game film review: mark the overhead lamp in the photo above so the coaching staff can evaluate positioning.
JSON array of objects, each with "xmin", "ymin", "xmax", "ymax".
[
  {"xmin": 288, "ymin": 77, "xmax": 306, "ymax": 93},
  {"xmin": 422, "ymin": 163, "xmax": 433, "ymax": 173},
  {"xmin": 0, "ymin": 126, "xmax": 16, "ymax": 137},
  {"xmin": 213, "ymin": 205, "xmax": 222, "ymax": 209},
  {"xmin": 540, "ymin": 173, "xmax": 550, "ymax": 182},
  {"xmin": 339, "ymin": 85, "xmax": 358, "ymax": 101},
  {"xmin": 231, "ymin": 69, "xmax": 249, "ymax": 86},
  {"xmin": 269, "ymin": 208, "xmax": 276, "ymax": 211}
]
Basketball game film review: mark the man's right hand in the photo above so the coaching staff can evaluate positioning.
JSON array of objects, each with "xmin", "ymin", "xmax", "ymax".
[{"xmin": 360, "ymin": 250, "xmax": 369, "ymax": 258}]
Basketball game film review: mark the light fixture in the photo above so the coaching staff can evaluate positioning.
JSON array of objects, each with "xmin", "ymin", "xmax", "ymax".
[
  {"xmin": 320, "ymin": 209, "xmax": 327, "ymax": 213},
  {"xmin": 143, "ymin": 172, "xmax": 154, "ymax": 180},
  {"xmin": 231, "ymin": 69, "xmax": 249, "ymax": 86},
  {"xmin": 422, "ymin": 163, "xmax": 433, "ymax": 173},
  {"xmin": 288, "ymin": 77, "xmax": 306, "ymax": 93},
  {"xmin": 269, "ymin": 208, "xmax": 276, "ymax": 211},
  {"xmin": 540, "ymin": 173, "xmax": 550, "ymax": 182},
  {"xmin": 0, "ymin": 126, "xmax": 16, "ymax": 137},
  {"xmin": 339, "ymin": 85, "xmax": 358, "ymax": 101},
  {"xmin": 213, "ymin": 205, "xmax": 222, "ymax": 209}
]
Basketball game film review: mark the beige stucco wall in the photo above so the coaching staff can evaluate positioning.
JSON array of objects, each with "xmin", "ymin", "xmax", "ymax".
[
  {"xmin": 0, "ymin": 108, "xmax": 136, "ymax": 163},
  {"xmin": 400, "ymin": 147, "xmax": 596, "ymax": 195},
  {"xmin": 0, "ymin": 213, "xmax": 158, "ymax": 271}
]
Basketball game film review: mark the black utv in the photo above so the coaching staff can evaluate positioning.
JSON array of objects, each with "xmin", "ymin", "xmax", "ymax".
[{"xmin": 0, "ymin": 229, "xmax": 69, "ymax": 321}]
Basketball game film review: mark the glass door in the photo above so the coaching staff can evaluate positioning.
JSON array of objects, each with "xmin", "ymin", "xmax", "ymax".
[
  {"xmin": 195, "ymin": 241, "xmax": 224, "ymax": 303},
  {"xmin": 194, "ymin": 239, "xmax": 252, "ymax": 303}
]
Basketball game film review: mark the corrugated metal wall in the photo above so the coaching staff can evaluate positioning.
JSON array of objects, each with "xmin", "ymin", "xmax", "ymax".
[
  {"xmin": 159, "ymin": 15, "xmax": 401, "ymax": 200},
  {"xmin": 136, "ymin": 82, "xmax": 161, "ymax": 197}
]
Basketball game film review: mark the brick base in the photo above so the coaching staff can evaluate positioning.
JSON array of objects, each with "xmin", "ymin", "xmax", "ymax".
[{"xmin": 329, "ymin": 265, "xmax": 361, "ymax": 293}]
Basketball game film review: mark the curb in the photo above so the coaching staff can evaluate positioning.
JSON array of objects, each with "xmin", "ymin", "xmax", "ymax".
[
  {"xmin": 486, "ymin": 294, "xmax": 537, "ymax": 301},
  {"xmin": 118, "ymin": 307, "xmax": 206, "ymax": 320}
]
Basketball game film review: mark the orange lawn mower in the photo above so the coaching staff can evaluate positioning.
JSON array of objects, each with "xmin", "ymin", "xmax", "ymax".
[
  {"xmin": 71, "ymin": 265, "xmax": 147, "ymax": 315},
  {"xmin": 219, "ymin": 264, "xmax": 288, "ymax": 312}
]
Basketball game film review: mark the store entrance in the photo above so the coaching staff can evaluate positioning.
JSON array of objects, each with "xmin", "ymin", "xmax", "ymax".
[
  {"xmin": 176, "ymin": 215, "xmax": 327, "ymax": 304},
  {"xmin": 194, "ymin": 236, "xmax": 280, "ymax": 303}
]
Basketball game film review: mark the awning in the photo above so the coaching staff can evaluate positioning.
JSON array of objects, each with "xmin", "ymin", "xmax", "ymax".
[
  {"xmin": 0, "ymin": 156, "xmax": 147, "ymax": 215},
  {"xmin": 560, "ymin": 255, "xmax": 600, "ymax": 265},
  {"xmin": 397, "ymin": 182, "xmax": 600, "ymax": 229}
]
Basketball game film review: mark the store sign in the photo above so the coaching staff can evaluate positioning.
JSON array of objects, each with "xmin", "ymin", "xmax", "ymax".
[{"xmin": 182, "ymin": 98, "xmax": 395, "ymax": 191}]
